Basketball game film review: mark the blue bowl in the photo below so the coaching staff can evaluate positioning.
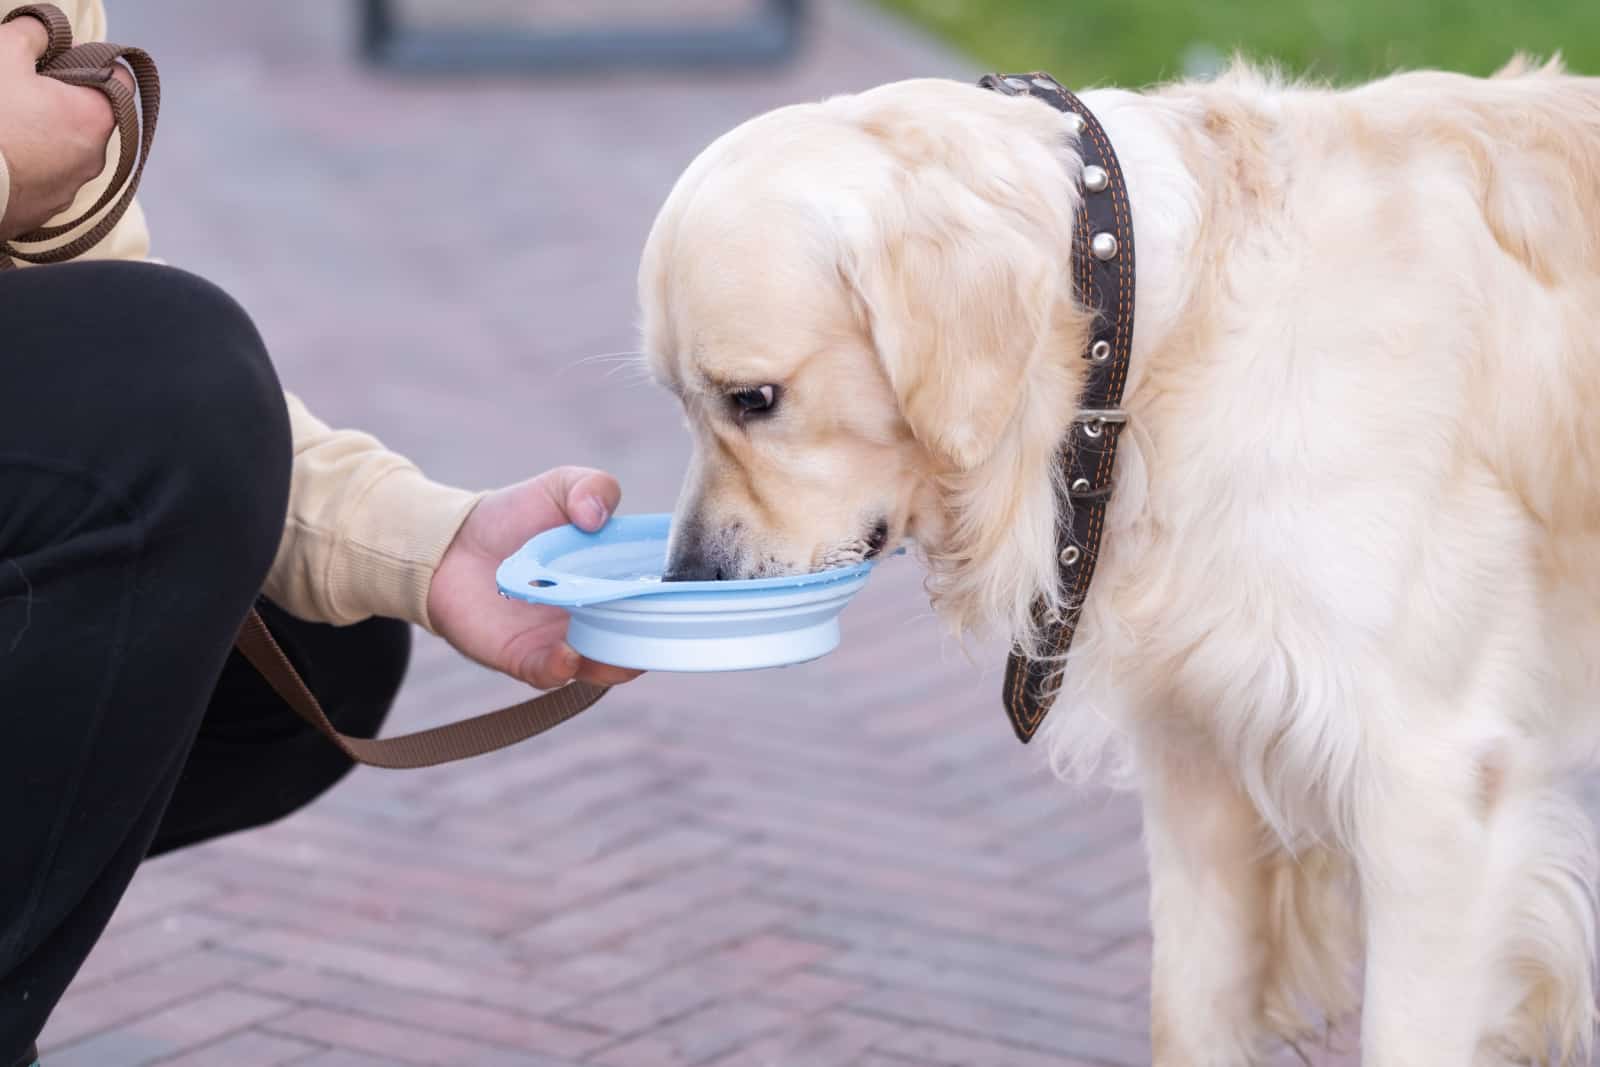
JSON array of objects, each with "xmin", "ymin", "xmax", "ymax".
[{"xmin": 495, "ymin": 513, "xmax": 884, "ymax": 672}]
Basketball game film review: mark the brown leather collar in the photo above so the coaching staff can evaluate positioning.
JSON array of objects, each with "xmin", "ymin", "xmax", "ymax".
[{"xmin": 979, "ymin": 72, "xmax": 1136, "ymax": 744}]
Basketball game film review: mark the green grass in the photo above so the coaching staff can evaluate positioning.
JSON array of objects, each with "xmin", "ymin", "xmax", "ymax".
[{"xmin": 877, "ymin": 0, "xmax": 1600, "ymax": 88}]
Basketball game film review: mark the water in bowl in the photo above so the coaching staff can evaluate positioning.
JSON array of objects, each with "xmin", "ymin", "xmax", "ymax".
[{"xmin": 548, "ymin": 540, "xmax": 667, "ymax": 584}]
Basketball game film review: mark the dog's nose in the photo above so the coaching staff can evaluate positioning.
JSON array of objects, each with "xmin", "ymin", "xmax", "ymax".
[
  {"xmin": 662, "ymin": 535, "xmax": 726, "ymax": 582},
  {"xmin": 662, "ymin": 559, "xmax": 725, "ymax": 582},
  {"xmin": 662, "ymin": 554, "xmax": 725, "ymax": 582}
]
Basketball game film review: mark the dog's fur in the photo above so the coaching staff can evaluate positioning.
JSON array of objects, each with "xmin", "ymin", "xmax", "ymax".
[{"xmin": 639, "ymin": 58, "xmax": 1600, "ymax": 1064}]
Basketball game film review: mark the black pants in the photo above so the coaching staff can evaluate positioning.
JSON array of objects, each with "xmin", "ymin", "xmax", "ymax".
[{"xmin": 0, "ymin": 262, "xmax": 410, "ymax": 1063}]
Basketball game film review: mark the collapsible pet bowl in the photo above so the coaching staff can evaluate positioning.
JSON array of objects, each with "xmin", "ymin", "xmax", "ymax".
[{"xmin": 495, "ymin": 513, "xmax": 881, "ymax": 672}]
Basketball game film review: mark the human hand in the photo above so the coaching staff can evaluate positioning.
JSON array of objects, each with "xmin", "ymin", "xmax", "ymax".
[
  {"xmin": 0, "ymin": 13, "xmax": 133, "ymax": 240},
  {"xmin": 428, "ymin": 467, "xmax": 643, "ymax": 690}
]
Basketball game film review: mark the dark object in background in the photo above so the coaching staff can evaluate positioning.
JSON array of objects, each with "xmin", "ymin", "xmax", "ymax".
[{"xmin": 359, "ymin": 0, "xmax": 806, "ymax": 73}]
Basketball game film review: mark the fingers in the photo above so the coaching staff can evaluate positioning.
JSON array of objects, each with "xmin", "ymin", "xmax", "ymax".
[
  {"xmin": 575, "ymin": 658, "xmax": 643, "ymax": 687},
  {"xmin": 519, "ymin": 642, "xmax": 641, "ymax": 690},
  {"xmin": 540, "ymin": 466, "xmax": 623, "ymax": 532},
  {"xmin": 0, "ymin": 14, "xmax": 50, "ymax": 64},
  {"xmin": 519, "ymin": 641, "xmax": 582, "ymax": 691}
]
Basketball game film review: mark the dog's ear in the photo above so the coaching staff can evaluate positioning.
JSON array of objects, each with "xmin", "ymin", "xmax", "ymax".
[{"xmin": 843, "ymin": 166, "xmax": 1077, "ymax": 473}]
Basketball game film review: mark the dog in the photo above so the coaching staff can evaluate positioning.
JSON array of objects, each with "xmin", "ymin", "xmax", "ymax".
[{"xmin": 637, "ymin": 58, "xmax": 1600, "ymax": 1064}]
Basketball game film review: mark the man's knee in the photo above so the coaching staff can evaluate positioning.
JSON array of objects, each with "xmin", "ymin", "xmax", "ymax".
[
  {"xmin": 96, "ymin": 264, "xmax": 291, "ymax": 579},
  {"xmin": 1, "ymin": 261, "xmax": 290, "ymax": 600}
]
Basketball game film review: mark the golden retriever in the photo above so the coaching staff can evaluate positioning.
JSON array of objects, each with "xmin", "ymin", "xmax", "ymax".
[{"xmin": 638, "ymin": 59, "xmax": 1600, "ymax": 1065}]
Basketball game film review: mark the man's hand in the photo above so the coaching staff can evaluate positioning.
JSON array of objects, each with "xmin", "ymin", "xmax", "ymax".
[
  {"xmin": 428, "ymin": 468, "xmax": 643, "ymax": 691},
  {"xmin": 0, "ymin": 14, "xmax": 132, "ymax": 240}
]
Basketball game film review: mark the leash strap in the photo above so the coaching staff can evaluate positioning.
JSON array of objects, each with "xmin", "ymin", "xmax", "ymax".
[
  {"xmin": 1, "ymin": 5, "xmax": 613, "ymax": 766},
  {"xmin": 980, "ymin": 72, "xmax": 1137, "ymax": 743},
  {"xmin": 236, "ymin": 608, "xmax": 610, "ymax": 769},
  {"xmin": 0, "ymin": 3, "xmax": 160, "ymax": 269}
]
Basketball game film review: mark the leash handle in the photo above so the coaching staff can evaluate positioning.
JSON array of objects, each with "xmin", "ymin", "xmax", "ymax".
[
  {"xmin": 236, "ymin": 609, "xmax": 609, "ymax": 769},
  {"xmin": 0, "ymin": 3, "xmax": 160, "ymax": 268}
]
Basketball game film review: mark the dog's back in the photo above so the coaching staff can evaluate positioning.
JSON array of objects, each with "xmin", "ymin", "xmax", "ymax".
[{"xmin": 1123, "ymin": 62, "xmax": 1600, "ymax": 754}]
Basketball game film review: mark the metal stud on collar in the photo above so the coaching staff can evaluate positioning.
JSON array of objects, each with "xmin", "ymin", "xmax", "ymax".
[
  {"xmin": 1089, "ymin": 339, "xmax": 1112, "ymax": 363},
  {"xmin": 1065, "ymin": 113, "xmax": 1085, "ymax": 134},
  {"xmin": 1059, "ymin": 545, "xmax": 1081, "ymax": 567},
  {"xmin": 1083, "ymin": 165, "xmax": 1109, "ymax": 193},
  {"xmin": 1071, "ymin": 477, "xmax": 1092, "ymax": 494},
  {"xmin": 1091, "ymin": 232, "xmax": 1119, "ymax": 260}
]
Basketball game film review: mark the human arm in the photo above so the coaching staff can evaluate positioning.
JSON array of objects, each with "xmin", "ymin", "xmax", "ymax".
[{"xmin": 269, "ymin": 395, "xmax": 639, "ymax": 690}]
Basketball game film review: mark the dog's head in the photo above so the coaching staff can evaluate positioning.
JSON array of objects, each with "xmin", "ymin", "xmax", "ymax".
[{"xmin": 640, "ymin": 79, "xmax": 1093, "ymax": 638}]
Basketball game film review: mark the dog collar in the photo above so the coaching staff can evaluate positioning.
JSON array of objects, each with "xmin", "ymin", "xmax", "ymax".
[{"xmin": 979, "ymin": 72, "xmax": 1136, "ymax": 744}]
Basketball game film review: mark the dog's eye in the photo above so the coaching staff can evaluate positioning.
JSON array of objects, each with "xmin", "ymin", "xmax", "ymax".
[{"xmin": 730, "ymin": 385, "xmax": 778, "ymax": 419}]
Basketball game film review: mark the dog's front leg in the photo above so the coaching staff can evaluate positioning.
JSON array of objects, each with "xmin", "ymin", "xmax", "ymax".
[
  {"xmin": 1142, "ymin": 747, "xmax": 1272, "ymax": 1066},
  {"xmin": 1356, "ymin": 758, "xmax": 1493, "ymax": 1066}
]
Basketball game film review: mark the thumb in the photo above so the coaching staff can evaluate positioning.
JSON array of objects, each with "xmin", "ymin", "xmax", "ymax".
[
  {"xmin": 1, "ymin": 13, "xmax": 51, "ymax": 65},
  {"xmin": 541, "ymin": 467, "xmax": 623, "ymax": 533}
]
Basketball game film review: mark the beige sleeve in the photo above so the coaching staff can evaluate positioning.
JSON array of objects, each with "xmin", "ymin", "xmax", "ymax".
[
  {"xmin": 8, "ymin": 1, "xmax": 481, "ymax": 629},
  {"xmin": 266, "ymin": 394, "xmax": 486, "ymax": 632}
]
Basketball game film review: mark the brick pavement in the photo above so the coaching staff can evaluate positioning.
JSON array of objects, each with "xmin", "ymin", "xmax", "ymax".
[{"xmin": 29, "ymin": 2, "xmax": 1478, "ymax": 1064}]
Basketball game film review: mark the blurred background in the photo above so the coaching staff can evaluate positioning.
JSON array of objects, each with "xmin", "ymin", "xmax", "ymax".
[
  {"xmin": 884, "ymin": 0, "xmax": 1600, "ymax": 84},
  {"xmin": 39, "ymin": 3, "xmax": 1595, "ymax": 1066}
]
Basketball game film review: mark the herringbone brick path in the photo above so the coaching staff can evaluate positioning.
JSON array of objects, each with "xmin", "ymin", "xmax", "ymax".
[{"xmin": 32, "ymin": 2, "xmax": 1508, "ymax": 1064}]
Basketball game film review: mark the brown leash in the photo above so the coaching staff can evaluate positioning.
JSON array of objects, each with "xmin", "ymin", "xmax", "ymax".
[
  {"xmin": 0, "ymin": 3, "xmax": 158, "ymax": 269},
  {"xmin": 236, "ymin": 612, "xmax": 609, "ymax": 769},
  {"xmin": 4, "ymin": 3, "xmax": 612, "ymax": 766}
]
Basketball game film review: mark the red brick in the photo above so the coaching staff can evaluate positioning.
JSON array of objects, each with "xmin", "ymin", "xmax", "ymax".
[
  {"xmin": 557, "ymin": 935, "xmax": 833, "ymax": 1034},
  {"xmin": 40, "ymin": 950, "xmax": 267, "ymax": 1048},
  {"xmin": 285, "ymin": 1053, "xmax": 405, "ymax": 1067},
  {"xmin": 179, "ymin": 849, "xmax": 524, "ymax": 933},
  {"xmin": 71, "ymin": 914, "xmax": 243, "ymax": 988},
  {"xmin": 224, "ymin": 928, "xmax": 574, "ymax": 1015},
  {"xmin": 512, "ymin": 862, "xmax": 761, "ymax": 957},
  {"xmin": 532, "ymin": 826, "xmax": 747, "ymax": 917},
  {"xmin": 874, "ymin": 1027, "xmax": 1103, "ymax": 1067},
  {"xmin": 103, "ymin": 869, "xmax": 221, "ymax": 933},
  {"xmin": 588, "ymin": 998, "xmax": 793, "ymax": 1067},
  {"xmin": 705, "ymin": 1010, "xmax": 908, "ymax": 1065},
  {"xmin": 242, "ymin": 966, "xmax": 609, "ymax": 1057},
  {"xmin": 856, "ymin": 986, "xmax": 1151, "ymax": 1066},
  {"xmin": 758, "ymin": 970, "xmax": 868, "ymax": 1013},
  {"xmin": 40, "ymin": 1030, "xmax": 173, "ymax": 1067},
  {"xmin": 201, "ymin": 889, "xmax": 525, "ymax": 974},
  {"xmin": 154, "ymin": 1030, "xmax": 323, "ymax": 1067},
  {"xmin": 264, "ymin": 1007, "xmax": 573, "ymax": 1066},
  {"xmin": 132, "ymin": 989, "xmax": 293, "ymax": 1045},
  {"xmin": 536, "ymin": 950, "xmax": 664, "ymax": 997}
]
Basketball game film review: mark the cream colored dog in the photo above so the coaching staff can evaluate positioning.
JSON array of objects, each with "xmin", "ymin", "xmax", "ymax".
[{"xmin": 638, "ymin": 59, "xmax": 1600, "ymax": 1065}]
